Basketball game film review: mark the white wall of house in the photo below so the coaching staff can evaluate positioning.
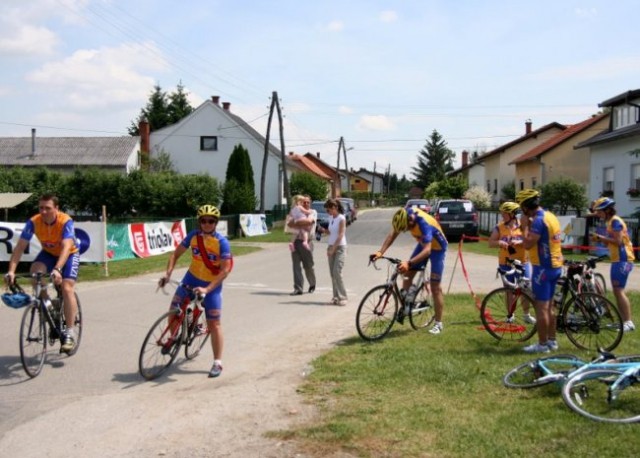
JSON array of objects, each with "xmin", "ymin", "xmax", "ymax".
[
  {"xmin": 590, "ymin": 136, "xmax": 640, "ymax": 217},
  {"xmin": 467, "ymin": 163, "xmax": 485, "ymax": 188},
  {"xmin": 149, "ymin": 101, "xmax": 283, "ymax": 210}
]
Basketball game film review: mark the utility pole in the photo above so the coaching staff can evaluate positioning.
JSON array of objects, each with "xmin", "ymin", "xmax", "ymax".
[
  {"xmin": 260, "ymin": 91, "xmax": 288, "ymax": 213},
  {"xmin": 335, "ymin": 136, "xmax": 350, "ymax": 197}
]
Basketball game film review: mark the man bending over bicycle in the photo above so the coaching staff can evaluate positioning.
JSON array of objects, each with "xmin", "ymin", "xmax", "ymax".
[
  {"xmin": 371, "ymin": 207, "xmax": 448, "ymax": 334},
  {"xmin": 5, "ymin": 193, "xmax": 80, "ymax": 353},
  {"xmin": 159, "ymin": 204, "xmax": 232, "ymax": 378}
]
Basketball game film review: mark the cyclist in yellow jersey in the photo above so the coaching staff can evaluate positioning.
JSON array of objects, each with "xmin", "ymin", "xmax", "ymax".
[
  {"xmin": 5, "ymin": 193, "xmax": 80, "ymax": 353},
  {"xmin": 516, "ymin": 189, "xmax": 563, "ymax": 354},
  {"xmin": 159, "ymin": 205, "xmax": 232, "ymax": 378},
  {"xmin": 488, "ymin": 201, "xmax": 535, "ymax": 324},
  {"xmin": 371, "ymin": 207, "xmax": 448, "ymax": 334},
  {"xmin": 590, "ymin": 197, "xmax": 635, "ymax": 332}
]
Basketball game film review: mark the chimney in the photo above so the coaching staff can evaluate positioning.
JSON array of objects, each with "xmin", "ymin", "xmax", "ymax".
[
  {"xmin": 316, "ymin": 152, "xmax": 320, "ymax": 158},
  {"xmin": 211, "ymin": 95, "xmax": 220, "ymax": 105},
  {"xmin": 461, "ymin": 150, "xmax": 469, "ymax": 167},
  {"xmin": 139, "ymin": 118, "xmax": 150, "ymax": 166},
  {"xmin": 31, "ymin": 128, "xmax": 36, "ymax": 156},
  {"xmin": 222, "ymin": 102, "xmax": 231, "ymax": 111},
  {"xmin": 525, "ymin": 119, "xmax": 532, "ymax": 135},
  {"xmin": 288, "ymin": 151, "xmax": 294, "ymax": 156}
]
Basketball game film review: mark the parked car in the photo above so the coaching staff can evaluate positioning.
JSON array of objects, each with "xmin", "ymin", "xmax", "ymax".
[
  {"xmin": 338, "ymin": 199, "xmax": 354, "ymax": 225},
  {"xmin": 431, "ymin": 199, "xmax": 479, "ymax": 240},
  {"xmin": 311, "ymin": 201, "xmax": 330, "ymax": 239},
  {"xmin": 338, "ymin": 197, "xmax": 357, "ymax": 222},
  {"xmin": 405, "ymin": 198, "xmax": 431, "ymax": 212}
]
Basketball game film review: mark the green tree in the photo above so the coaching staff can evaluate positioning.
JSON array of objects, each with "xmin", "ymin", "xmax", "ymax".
[
  {"xmin": 128, "ymin": 82, "xmax": 195, "ymax": 135},
  {"xmin": 149, "ymin": 150, "xmax": 176, "ymax": 173},
  {"xmin": 411, "ymin": 130, "xmax": 455, "ymax": 188},
  {"xmin": 167, "ymin": 81, "xmax": 194, "ymax": 124},
  {"xmin": 423, "ymin": 176, "xmax": 467, "ymax": 200},
  {"xmin": 289, "ymin": 172, "xmax": 328, "ymax": 202},
  {"xmin": 501, "ymin": 181, "xmax": 516, "ymax": 201},
  {"xmin": 221, "ymin": 144, "xmax": 257, "ymax": 214},
  {"xmin": 539, "ymin": 178, "xmax": 588, "ymax": 216}
]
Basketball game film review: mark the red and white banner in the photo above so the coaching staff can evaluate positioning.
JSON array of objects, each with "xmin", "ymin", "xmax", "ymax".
[{"xmin": 128, "ymin": 220, "xmax": 186, "ymax": 258}]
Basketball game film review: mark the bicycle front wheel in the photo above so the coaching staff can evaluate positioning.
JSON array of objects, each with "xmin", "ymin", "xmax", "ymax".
[
  {"xmin": 185, "ymin": 310, "xmax": 210, "ymax": 360},
  {"xmin": 562, "ymin": 292, "xmax": 623, "ymax": 352},
  {"xmin": 409, "ymin": 282, "xmax": 435, "ymax": 330},
  {"xmin": 562, "ymin": 368, "xmax": 640, "ymax": 423},
  {"xmin": 355, "ymin": 285, "xmax": 398, "ymax": 341},
  {"xmin": 20, "ymin": 304, "xmax": 47, "ymax": 378},
  {"xmin": 60, "ymin": 293, "xmax": 83, "ymax": 356},
  {"xmin": 480, "ymin": 287, "xmax": 537, "ymax": 342},
  {"xmin": 139, "ymin": 310, "xmax": 184, "ymax": 380},
  {"xmin": 503, "ymin": 354, "xmax": 585, "ymax": 389}
]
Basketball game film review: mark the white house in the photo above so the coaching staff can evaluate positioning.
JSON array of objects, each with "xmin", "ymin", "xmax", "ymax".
[
  {"xmin": 146, "ymin": 96, "xmax": 284, "ymax": 210},
  {"xmin": 577, "ymin": 89, "xmax": 640, "ymax": 216}
]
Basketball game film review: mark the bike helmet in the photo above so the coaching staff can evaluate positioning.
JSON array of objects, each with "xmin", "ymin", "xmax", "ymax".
[
  {"xmin": 592, "ymin": 197, "xmax": 615, "ymax": 211},
  {"xmin": 1, "ymin": 292, "xmax": 32, "ymax": 309},
  {"xmin": 499, "ymin": 202, "xmax": 520, "ymax": 214},
  {"xmin": 392, "ymin": 208, "xmax": 409, "ymax": 232},
  {"xmin": 515, "ymin": 189, "xmax": 540, "ymax": 207},
  {"xmin": 197, "ymin": 204, "xmax": 221, "ymax": 219}
]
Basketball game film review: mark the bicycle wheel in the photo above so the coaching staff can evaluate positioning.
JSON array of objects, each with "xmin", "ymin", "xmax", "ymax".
[
  {"xmin": 139, "ymin": 310, "xmax": 184, "ymax": 380},
  {"xmin": 60, "ymin": 293, "xmax": 83, "ymax": 356},
  {"xmin": 409, "ymin": 282, "xmax": 435, "ymax": 330},
  {"xmin": 356, "ymin": 285, "xmax": 398, "ymax": 341},
  {"xmin": 562, "ymin": 292, "xmax": 623, "ymax": 352},
  {"xmin": 594, "ymin": 273, "xmax": 607, "ymax": 295},
  {"xmin": 480, "ymin": 287, "xmax": 537, "ymax": 342},
  {"xmin": 185, "ymin": 309, "xmax": 210, "ymax": 360},
  {"xmin": 562, "ymin": 368, "xmax": 640, "ymax": 423},
  {"xmin": 503, "ymin": 354, "xmax": 585, "ymax": 389},
  {"xmin": 19, "ymin": 304, "xmax": 47, "ymax": 378}
]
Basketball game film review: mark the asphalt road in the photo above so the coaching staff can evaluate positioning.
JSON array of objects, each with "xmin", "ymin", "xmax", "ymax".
[{"xmin": 0, "ymin": 208, "xmax": 633, "ymax": 457}]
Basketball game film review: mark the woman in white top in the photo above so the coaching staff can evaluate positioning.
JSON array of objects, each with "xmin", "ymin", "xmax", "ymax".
[{"xmin": 321, "ymin": 198, "xmax": 348, "ymax": 306}]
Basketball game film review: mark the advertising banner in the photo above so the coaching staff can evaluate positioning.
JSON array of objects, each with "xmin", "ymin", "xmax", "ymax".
[
  {"xmin": 239, "ymin": 214, "xmax": 268, "ymax": 237},
  {"xmin": 128, "ymin": 220, "xmax": 186, "ymax": 258}
]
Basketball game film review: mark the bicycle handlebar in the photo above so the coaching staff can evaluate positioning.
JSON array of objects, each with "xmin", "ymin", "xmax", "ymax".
[{"xmin": 157, "ymin": 278, "xmax": 206, "ymax": 302}]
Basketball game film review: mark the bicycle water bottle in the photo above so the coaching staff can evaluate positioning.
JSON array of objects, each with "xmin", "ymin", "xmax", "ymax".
[{"xmin": 406, "ymin": 285, "xmax": 419, "ymax": 304}]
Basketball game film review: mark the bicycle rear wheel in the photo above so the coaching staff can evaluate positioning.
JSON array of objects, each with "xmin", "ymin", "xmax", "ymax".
[
  {"xmin": 503, "ymin": 354, "xmax": 585, "ymax": 389},
  {"xmin": 185, "ymin": 309, "xmax": 210, "ymax": 360},
  {"xmin": 139, "ymin": 310, "xmax": 183, "ymax": 380},
  {"xmin": 20, "ymin": 304, "xmax": 47, "ymax": 378},
  {"xmin": 562, "ymin": 368, "xmax": 640, "ymax": 423},
  {"xmin": 60, "ymin": 293, "xmax": 83, "ymax": 356},
  {"xmin": 409, "ymin": 282, "xmax": 434, "ymax": 330},
  {"xmin": 480, "ymin": 287, "xmax": 537, "ymax": 342},
  {"xmin": 562, "ymin": 292, "xmax": 623, "ymax": 352},
  {"xmin": 356, "ymin": 285, "xmax": 398, "ymax": 341}
]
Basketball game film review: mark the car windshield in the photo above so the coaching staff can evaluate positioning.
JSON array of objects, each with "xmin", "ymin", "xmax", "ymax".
[{"xmin": 438, "ymin": 201, "xmax": 474, "ymax": 214}]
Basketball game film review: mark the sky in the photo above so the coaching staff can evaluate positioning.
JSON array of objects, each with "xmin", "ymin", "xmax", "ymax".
[{"xmin": 1, "ymin": 0, "xmax": 639, "ymax": 179}]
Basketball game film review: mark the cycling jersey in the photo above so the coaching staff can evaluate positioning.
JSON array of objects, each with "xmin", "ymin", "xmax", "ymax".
[
  {"xmin": 527, "ymin": 209, "xmax": 563, "ymax": 268},
  {"xmin": 604, "ymin": 215, "xmax": 635, "ymax": 263},
  {"xmin": 406, "ymin": 207, "xmax": 448, "ymax": 251},
  {"xmin": 20, "ymin": 212, "xmax": 79, "ymax": 256},
  {"xmin": 493, "ymin": 219, "xmax": 527, "ymax": 265},
  {"xmin": 181, "ymin": 229, "xmax": 232, "ymax": 282}
]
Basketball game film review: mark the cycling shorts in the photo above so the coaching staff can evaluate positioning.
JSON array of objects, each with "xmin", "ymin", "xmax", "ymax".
[
  {"xmin": 34, "ymin": 251, "xmax": 80, "ymax": 280},
  {"xmin": 531, "ymin": 266, "xmax": 562, "ymax": 302},
  {"xmin": 410, "ymin": 244, "xmax": 446, "ymax": 282},
  {"xmin": 172, "ymin": 271, "xmax": 223, "ymax": 320},
  {"xmin": 499, "ymin": 261, "xmax": 531, "ymax": 285},
  {"xmin": 610, "ymin": 261, "xmax": 633, "ymax": 289}
]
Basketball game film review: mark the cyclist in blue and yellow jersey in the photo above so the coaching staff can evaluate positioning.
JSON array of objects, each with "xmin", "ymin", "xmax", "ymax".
[
  {"xmin": 516, "ymin": 189, "xmax": 564, "ymax": 354},
  {"xmin": 159, "ymin": 205, "xmax": 232, "ymax": 378},
  {"xmin": 5, "ymin": 193, "xmax": 80, "ymax": 353},
  {"xmin": 371, "ymin": 206, "xmax": 448, "ymax": 334},
  {"xmin": 488, "ymin": 201, "xmax": 535, "ymax": 324},
  {"xmin": 591, "ymin": 197, "xmax": 635, "ymax": 332}
]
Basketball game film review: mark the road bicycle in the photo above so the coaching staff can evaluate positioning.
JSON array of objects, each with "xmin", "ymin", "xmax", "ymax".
[
  {"xmin": 355, "ymin": 256, "xmax": 434, "ymax": 341},
  {"xmin": 480, "ymin": 258, "xmax": 537, "ymax": 342},
  {"xmin": 503, "ymin": 351, "xmax": 640, "ymax": 423},
  {"xmin": 138, "ymin": 281, "xmax": 211, "ymax": 380},
  {"xmin": 4, "ymin": 272, "xmax": 83, "ymax": 378},
  {"xmin": 574, "ymin": 255, "xmax": 607, "ymax": 295}
]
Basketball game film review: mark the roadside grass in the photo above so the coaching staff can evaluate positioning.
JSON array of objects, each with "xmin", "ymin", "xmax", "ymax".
[{"xmin": 280, "ymin": 292, "xmax": 640, "ymax": 458}]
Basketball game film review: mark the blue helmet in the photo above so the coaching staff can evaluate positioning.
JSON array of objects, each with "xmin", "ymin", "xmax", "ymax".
[
  {"xmin": 2, "ymin": 292, "xmax": 32, "ymax": 309},
  {"xmin": 592, "ymin": 197, "xmax": 615, "ymax": 211}
]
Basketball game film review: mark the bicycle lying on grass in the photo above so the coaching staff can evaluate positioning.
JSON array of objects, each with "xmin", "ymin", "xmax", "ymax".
[
  {"xmin": 355, "ymin": 256, "xmax": 434, "ymax": 341},
  {"xmin": 503, "ymin": 351, "xmax": 640, "ymax": 423},
  {"xmin": 138, "ymin": 280, "xmax": 211, "ymax": 380},
  {"xmin": 480, "ymin": 256, "xmax": 622, "ymax": 351},
  {"xmin": 2, "ymin": 272, "xmax": 83, "ymax": 378}
]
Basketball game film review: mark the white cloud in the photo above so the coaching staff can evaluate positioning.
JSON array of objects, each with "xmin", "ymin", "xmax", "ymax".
[
  {"xmin": 327, "ymin": 20, "xmax": 344, "ymax": 31},
  {"xmin": 0, "ymin": 21, "xmax": 58, "ymax": 56},
  {"xmin": 25, "ymin": 42, "xmax": 168, "ymax": 110},
  {"xmin": 575, "ymin": 7, "xmax": 597, "ymax": 18},
  {"xmin": 338, "ymin": 105, "xmax": 353, "ymax": 114},
  {"xmin": 528, "ymin": 56, "xmax": 640, "ymax": 82},
  {"xmin": 379, "ymin": 10, "xmax": 398, "ymax": 23},
  {"xmin": 357, "ymin": 115, "xmax": 395, "ymax": 131}
]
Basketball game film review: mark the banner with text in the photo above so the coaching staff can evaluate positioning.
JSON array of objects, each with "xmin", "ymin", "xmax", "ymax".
[{"xmin": 239, "ymin": 214, "xmax": 268, "ymax": 237}]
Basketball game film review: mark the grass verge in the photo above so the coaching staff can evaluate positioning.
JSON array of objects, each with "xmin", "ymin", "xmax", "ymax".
[{"xmin": 280, "ymin": 292, "xmax": 640, "ymax": 457}]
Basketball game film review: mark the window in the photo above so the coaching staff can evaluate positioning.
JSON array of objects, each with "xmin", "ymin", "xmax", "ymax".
[
  {"xmin": 603, "ymin": 167, "xmax": 614, "ymax": 192},
  {"xmin": 200, "ymin": 136, "xmax": 218, "ymax": 151},
  {"xmin": 632, "ymin": 164, "xmax": 640, "ymax": 190},
  {"xmin": 519, "ymin": 179, "xmax": 524, "ymax": 190},
  {"xmin": 531, "ymin": 177, "xmax": 537, "ymax": 188},
  {"xmin": 493, "ymin": 179, "xmax": 498, "ymax": 195},
  {"xmin": 613, "ymin": 105, "xmax": 640, "ymax": 130},
  {"xmin": 486, "ymin": 180, "xmax": 491, "ymax": 193}
]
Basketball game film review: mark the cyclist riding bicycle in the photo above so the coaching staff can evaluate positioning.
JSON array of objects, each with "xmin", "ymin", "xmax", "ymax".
[
  {"xmin": 158, "ymin": 204, "xmax": 232, "ymax": 378},
  {"xmin": 5, "ymin": 193, "xmax": 80, "ymax": 353},
  {"xmin": 590, "ymin": 197, "xmax": 635, "ymax": 332},
  {"xmin": 371, "ymin": 207, "xmax": 448, "ymax": 334}
]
